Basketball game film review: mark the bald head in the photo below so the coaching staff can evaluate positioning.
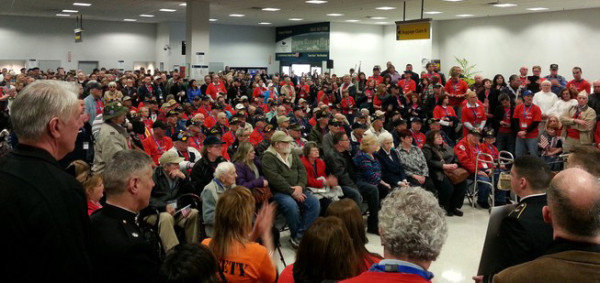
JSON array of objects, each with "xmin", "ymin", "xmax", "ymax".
[{"xmin": 547, "ymin": 168, "xmax": 600, "ymax": 241}]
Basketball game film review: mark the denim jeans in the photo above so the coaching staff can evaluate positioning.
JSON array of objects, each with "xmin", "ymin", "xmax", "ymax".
[
  {"xmin": 475, "ymin": 174, "xmax": 493, "ymax": 204},
  {"xmin": 273, "ymin": 191, "xmax": 320, "ymax": 240},
  {"xmin": 515, "ymin": 137, "xmax": 539, "ymax": 157},
  {"xmin": 496, "ymin": 132, "xmax": 516, "ymax": 154},
  {"xmin": 341, "ymin": 186, "xmax": 363, "ymax": 207}
]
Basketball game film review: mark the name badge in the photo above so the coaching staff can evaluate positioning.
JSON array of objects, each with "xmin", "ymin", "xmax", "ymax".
[
  {"xmin": 521, "ymin": 122, "xmax": 528, "ymax": 129},
  {"xmin": 83, "ymin": 142, "xmax": 89, "ymax": 150}
]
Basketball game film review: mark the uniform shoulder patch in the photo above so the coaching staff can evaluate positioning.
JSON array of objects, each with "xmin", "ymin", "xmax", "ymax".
[{"xmin": 509, "ymin": 203, "xmax": 527, "ymax": 219}]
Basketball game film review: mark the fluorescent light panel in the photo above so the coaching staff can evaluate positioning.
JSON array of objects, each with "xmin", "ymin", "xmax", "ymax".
[
  {"xmin": 375, "ymin": 22, "xmax": 389, "ymax": 25},
  {"xmin": 424, "ymin": 11, "xmax": 443, "ymax": 14},
  {"xmin": 123, "ymin": 19, "xmax": 137, "ymax": 22},
  {"xmin": 306, "ymin": 0, "xmax": 328, "ymax": 4},
  {"xmin": 527, "ymin": 7, "xmax": 548, "ymax": 11},
  {"xmin": 327, "ymin": 13, "xmax": 343, "ymax": 16},
  {"xmin": 179, "ymin": 3, "xmax": 186, "ymax": 6},
  {"xmin": 369, "ymin": 16, "xmax": 387, "ymax": 19},
  {"xmin": 159, "ymin": 8, "xmax": 176, "ymax": 12},
  {"xmin": 457, "ymin": 14, "xmax": 474, "ymax": 17},
  {"xmin": 262, "ymin": 8, "xmax": 280, "ymax": 11},
  {"xmin": 493, "ymin": 3, "xmax": 517, "ymax": 7},
  {"xmin": 62, "ymin": 9, "xmax": 78, "ymax": 13},
  {"xmin": 140, "ymin": 14, "xmax": 154, "ymax": 17},
  {"xmin": 289, "ymin": 18, "xmax": 303, "ymax": 21},
  {"xmin": 376, "ymin": 7, "xmax": 396, "ymax": 10},
  {"xmin": 56, "ymin": 13, "xmax": 70, "ymax": 17},
  {"xmin": 209, "ymin": 19, "xmax": 218, "ymax": 22},
  {"xmin": 345, "ymin": 19, "xmax": 359, "ymax": 22},
  {"xmin": 229, "ymin": 14, "xmax": 245, "ymax": 17},
  {"xmin": 73, "ymin": 2, "xmax": 91, "ymax": 6},
  {"xmin": 444, "ymin": 0, "xmax": 464, "ymax": 2},
  {"xmin": 259, "ymin": 22, "xmax": 272, "ymax": 25}
]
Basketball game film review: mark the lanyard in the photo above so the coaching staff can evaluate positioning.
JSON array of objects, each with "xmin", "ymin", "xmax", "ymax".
[
  {"xmin": 192, "ymin": 136, "xmax": 200, "ymax": 148},
  {"xmin": 474, "ymin": 143, "xmax": 480, "ymax": 154},
  {"xmin": 153, "ymin": 136, "xmax": 164, "ymax": 153},
  {"xmin": 470, "ymin": 106, "xmax": 479, "ymax": 119},
  {"xmin": 369, "ymin": 263, "xmax": 434, "ymax": 281},
  {"xmin": 523, "ymin": 105, "xmax": 532, "ymax": 119},
  {"xmin": 411, "ymin": 130, "xmax": 422, "ymax": 144}
]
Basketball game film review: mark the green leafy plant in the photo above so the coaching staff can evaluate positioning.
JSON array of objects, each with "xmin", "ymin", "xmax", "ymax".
[{"xmin": 454, "ymin": 56, "xmax": 480, "ymax": 86}]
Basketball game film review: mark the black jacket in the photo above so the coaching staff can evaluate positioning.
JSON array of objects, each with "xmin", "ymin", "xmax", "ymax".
[
  {"xmin": 374, "ymin": 148, "xmax": 407, "ymax": 186},
  {"xmin": 0, "ymin": 144, "xmax": 92, "ymax": 282},
  {"xmin": 422, "ymin": 143, "xmax": 459, "ymax": 182},
  {"xmin": 151, "ymin": 167, "xmax": 195, "ymax": 212},
  {"xmin": 190, "ymin": 156, "xmax": 226, "ymax": 193},
  {"xmin": 89, "ymin": 204, "xmax": 160, "ymax": 282},
  {"xmin": 324, "ymin": 149, "xmax": 357, "ymax": 188}
]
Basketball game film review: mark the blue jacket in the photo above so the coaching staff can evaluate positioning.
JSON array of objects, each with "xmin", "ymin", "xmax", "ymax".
[{"xmin": 374, "ymin": 148, "xmax": 407, "ymax": 186}]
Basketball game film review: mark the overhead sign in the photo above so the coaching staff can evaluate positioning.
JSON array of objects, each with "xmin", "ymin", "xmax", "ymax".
[
  {"xmin": 396, "ymin": 19, "xmax": 431, "ymax": 40},
  {"xmin": 276, "ymin": 22, "xmax": 330, "ymax": 61}
]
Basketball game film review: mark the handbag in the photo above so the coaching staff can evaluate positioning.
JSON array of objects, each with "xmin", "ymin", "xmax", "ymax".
[
  {"xmin": 252, "ymin": 186, "xmax": 273, "ymax": 204},
  {"xmin": 433, "ymin": 146, "xmax": 470, "ymax": 185}
]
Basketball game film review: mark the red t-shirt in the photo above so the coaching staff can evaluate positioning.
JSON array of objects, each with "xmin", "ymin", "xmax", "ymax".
[
  {"xmin": 513, "ymin": 103, "xmax": 542, "ymax": 139},
  {"xmin": 498, "ymin": 106, "xmax": 513, "ymax": 134},
  {"xmin": 368, "ymin": 75, "xmax": 384, "ymax": 85},
  {"xmin": 340, "ymin": 96, "xmax": 356, "ymax": 115},
  {"xmin": 398, "ymin": 79, "xmax": 416, "ymax": 94},
  {"xmin": 433, "ymin": 105, "xmax": 457, "ymax": 119},
  {"xmin": 411, "ymin": 130, "xmax": 426, "ymax": 148},
  {"xmin": 142, "ymin": 135, "xmax": 174, "ymax": 165},
  {"xmin": 567, "ymin": 79, "xmax": 591, "ymax": 94},
  {"xmin": 460, "ymin": 104, "xmax": 487, "ymax": 138},
  {"xmin": 444, "ymin": 79, "xmax": 469, "ymax": 106}
]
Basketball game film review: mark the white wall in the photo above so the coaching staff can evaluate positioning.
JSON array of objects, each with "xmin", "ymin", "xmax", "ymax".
[
  {"xmin": 435, "ymin": 8, "xmax": 600, "ymax": 80},
  {"xmin": 0, "ymin": 15, "xmax": 156, "ymax": 72},
  {"xmin": 209, "ymin": 24, "xmax": 278, "ymax": 73},
  {"xmin": 382, "ymin": 24, "xmax": 433, "ymax": 75},
  {"xmin": 329, "ymin": 22, "xmax": 384, "ymax": 75}
]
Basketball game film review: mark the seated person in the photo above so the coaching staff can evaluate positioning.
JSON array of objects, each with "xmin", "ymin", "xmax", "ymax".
[
  {"xmin": 326, "ymin": 199, "xmax": 382, "ymax": 272},
  {"xmin": 539, "ymin": 123, "xmax": 563, "ymax": 171},
  {"xmin": 374, "ymin": 132, "xmax": 409, "ymax": 192},
  {"xmin": 422, "ymin": 130, "xmax": 468, "ymax": 216},
  {"xmin": 397, "ymin": 129, "xmax": 436, "ymax": 194},
  {"xmin": 148, "ymin": 150, "xmax": 200, "ymax": 252},
  {"xmin": 279, "ymin": 217, "xmax": 362, "ymax": 282},
  {"xmin": 202, "ymin": 186, "xmax": 277, "ymax": 283},
  {"xmin": 262, "ymin": 131, "xmax": 320, "ymax": 248},
  {"xmin": 494, "ymin": 168, "xmax": 600, "ymax": 282},
  {"xmin": 89, "ymin": 150, "xmax": 160, "ymax": 282},
  {"xmin": 159, "ymin": 243, "xmax": 224, "ymax": 283},
  {"xmin": 191, "ymin": 136, "xmax": 227, "ymax": 192},
  {"xmin": 232, "ymin": 142, "xmax": 270, "ymax": 205},
  {"xmin": 68, "ymin": 160, "xmax": 104, "ymax": 216},
  {"xmin": 301, "ymin": 141, "xmax": 344, "ymax": 214},
  {"xmin": 352, "ymin": 134, "xmax": 385, "ymax": 234},
  {"xmin": 167, "ymin": 131, "xmax": 201, "ymax": 171},
  {"xmin": 201, "ymin": 161, "xmax": 237, "ymax": 237},
  {"xmin": 343, "ymin": 187, "xmax": 447, "ymax": 282}
]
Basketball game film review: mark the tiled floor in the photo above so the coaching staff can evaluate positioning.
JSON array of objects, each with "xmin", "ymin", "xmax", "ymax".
[{"xmin": 275, "ymin": 201, "xmax": 490, "ymax": 283}]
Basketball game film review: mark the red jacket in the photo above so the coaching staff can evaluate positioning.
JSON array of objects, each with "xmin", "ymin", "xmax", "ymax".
[
  {"xmin": 142, "ymin": 135, "xmax": 173, "ymax": 165},
  {"xmin": 445, "ymin": 79, "xmax": 469, "ymax": 106},
  {"xmin": 398, "ymin": 79, "xmax": 416, "ymax": 93},
  {"xmin": 249, "ymin": 128, "xmax": 264, "ymax": 146},
  {"xmin": 454, "ymin": 137, "xmax": 492, "ymax": 174},
  {"xmin": 300, "ymin": 156, "xmax": 327, "ymax": 188},
  {"xmin": 461, "ymin": 103, "xmax": 487, "ymax": 138}
]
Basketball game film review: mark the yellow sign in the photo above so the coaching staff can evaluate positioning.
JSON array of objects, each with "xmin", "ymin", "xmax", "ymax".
[{"xmin": 396, "ymin": 21, "xmax": 430, "ymax": 40}]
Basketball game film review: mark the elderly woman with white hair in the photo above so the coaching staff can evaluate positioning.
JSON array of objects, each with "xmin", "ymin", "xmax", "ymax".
[
  {"xmin": 103, "ymin": 81, "xmax": 123, "ymax": 102},
  {"xmin": 344, "ymin": 187, "xmax": 447, "ymax": 282},
  {"xmin": 374, "ymin": 132, "xmax": 409, "ymax": 195},
  {"xmin": 201, "ymin": 161, "xmax": 238, "ymax": 237}
]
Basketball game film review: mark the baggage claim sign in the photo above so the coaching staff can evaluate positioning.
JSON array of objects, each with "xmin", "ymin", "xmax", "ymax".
[
  {"xmin": 396, "ymin": 19, "xmax": 431, "ymax": 40},
  {"xmin": 275, "ymin": 22, "xmax": 330, "ymax": 63}
]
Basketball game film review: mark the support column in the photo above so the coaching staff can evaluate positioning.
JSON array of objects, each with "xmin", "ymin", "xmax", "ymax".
[{"xmin": 185, "ymin": 0, "xmax": 210, "ymax": 80}]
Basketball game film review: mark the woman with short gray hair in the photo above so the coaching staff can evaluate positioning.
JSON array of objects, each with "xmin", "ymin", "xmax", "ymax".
[
  {"xmin": 344, "ymin": 187, "xmax": 447, "ymax": 282},
  {"xmin": 201, "ymin": 161, "xmax": 237, "ymax": 236}
]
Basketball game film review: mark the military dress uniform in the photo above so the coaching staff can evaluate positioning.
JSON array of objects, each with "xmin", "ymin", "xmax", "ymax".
[
  {"xmin": 483, "ymin": 193, "xmax": 554, "ymax": 282},
  {"xmin": 89, "ymin": 204, "xmax": 161, "ymax": 283}
]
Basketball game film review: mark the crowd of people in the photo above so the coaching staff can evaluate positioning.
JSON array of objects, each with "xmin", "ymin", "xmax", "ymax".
[{"xmin": 0, "ymin": 62, "xmax": 599, "ymax": 282}]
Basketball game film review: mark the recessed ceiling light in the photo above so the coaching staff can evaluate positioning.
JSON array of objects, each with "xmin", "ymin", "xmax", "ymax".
[
  {"xmin": 289, "ymin": 18, "xmax": 304, "ymax": 21},
  {"xmin": 493, "ymin": 3, "xmax": 517, "ymax": 8},
  {"xmin": 527, "ymin": 7, "xmax": 548, "ymax": 11},
  {"xmin": 56, "ymin": 13, "xmax": 70, "ymax": 17},
  {"xmin": 327, "ymin": 13, "xmax": 343, "ymax": 16},
  {"xmin": 306, "ymin": 0, "xmax": 328, "ymax": 4},
  {"xmin": 229, "ymin": 14, "xmax": 245, "ymax": 17},
  {"xmin": 73, "ymin": 2, "xmax": 91, "ymax": 6},
  {"xmin": 424, "ymin": 11, "xmax": 443, "ymax": 14},
  {"xmin": 179, "ymin": 3, "xmax": 186, "ymax": 6},
  {"xmin": 209, "ymin": 19, "xmax": 218, "ymax": 22},
  {"xmin": 123, "ymin": 19, "xmax": 137, "ymax": 22},
  {"xmin": 345, "ymin": 19, "xmax": 359, "ymax": 22},
  {"xmin": 62, "ymin": 9, "xmax": 78, "ymax": 13},
  {"xmin": 457, "ymin": 14, "xmax": 474, "ymax": 17},
  {"xmin": 375, "ymin": 22, "xmax": 390, "ymax": 25},
  {"xmin": 259, "ymin": 22, "xmax": 272, "ymax": 25},
  {"xmin": 140, "ymin": 14, "xmax": 154, "ymax": 17},
  {"xmin": 159, "ymin": 9, "xmax": 176, "ymax": 12},
  {"xmin": 369, "ymin": 16, "xmax": 387, "ymax": 20},
  {"xmin": 376, "ymin": 7, "xmax": 396, "ymax": 10},
  {"xmin": 262, "ymin": 7, "xmax": 280, "ymax": 11},
  {"xmin": 444, "ymin": 0, "xmax": 464, "ymax": 2}
]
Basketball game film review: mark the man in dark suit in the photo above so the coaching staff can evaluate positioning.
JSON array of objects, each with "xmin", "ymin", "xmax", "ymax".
[
  {"xmin": 475, "ymin": 156, "xmax": 554, "ymax": 282},
  {"xmin": 0, "ymin": 80, "xmax": 92, "ymax": 281},
  {"xmin": 494, "ymin": 168, "xmax": 600, "ymax": 282},
  {"xmin": 89, "ymin": 150, "xmax": 161, "ymax": 282}
]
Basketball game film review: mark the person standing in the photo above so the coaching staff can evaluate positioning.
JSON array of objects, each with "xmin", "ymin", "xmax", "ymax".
[
  {"xmin": 0, "ymin": 80, "xmax": 92, "ymax": 281},
  {"xmin": 513, "ymin": 90, "xmax": 543, "ymax": 157},
  {"xmin": 560, "ymin": 91, "xmax": 597, "ymax": 152}
]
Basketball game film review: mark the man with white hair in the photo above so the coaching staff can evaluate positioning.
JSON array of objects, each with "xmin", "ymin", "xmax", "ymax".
[
  {"xmin": 200, "ymin": 161, "xmax": 237, "ymax": 237},
  {"xmin": 343, "ymin": 187, "xmax": 447, "ymax": 282},
  {"xmin": 0, "ymin": 80, "xmax": 91, "ymax": 281},
  {"xmin": 494, "ymin": 168, "xmax": 600, "ymax": 282},
  {"xmin": 533, "ymin": 80, "xmax": 559, "ymax": 133},
  {"xmin": 560, "ymin": 91, "xmax": 597, "ymax": 152}
]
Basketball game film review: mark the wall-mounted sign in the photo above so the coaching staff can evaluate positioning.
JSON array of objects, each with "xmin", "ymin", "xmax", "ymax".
[
  {"xmin": 396, "ymin": 19, "xmax": 431, "ymax": 40},
  {"xmin": 276, "ymin": 22, "xmax": 330, "ymax": 62}
]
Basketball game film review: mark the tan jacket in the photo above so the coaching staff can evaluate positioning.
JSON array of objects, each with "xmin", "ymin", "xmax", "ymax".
[
  {"xmin": 92, "ymin": 122, "xmax": 129, "ymax": 173},
  {"xmin": 560, "ymin": 105, "xmax": 596, "ymax": 144}
]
